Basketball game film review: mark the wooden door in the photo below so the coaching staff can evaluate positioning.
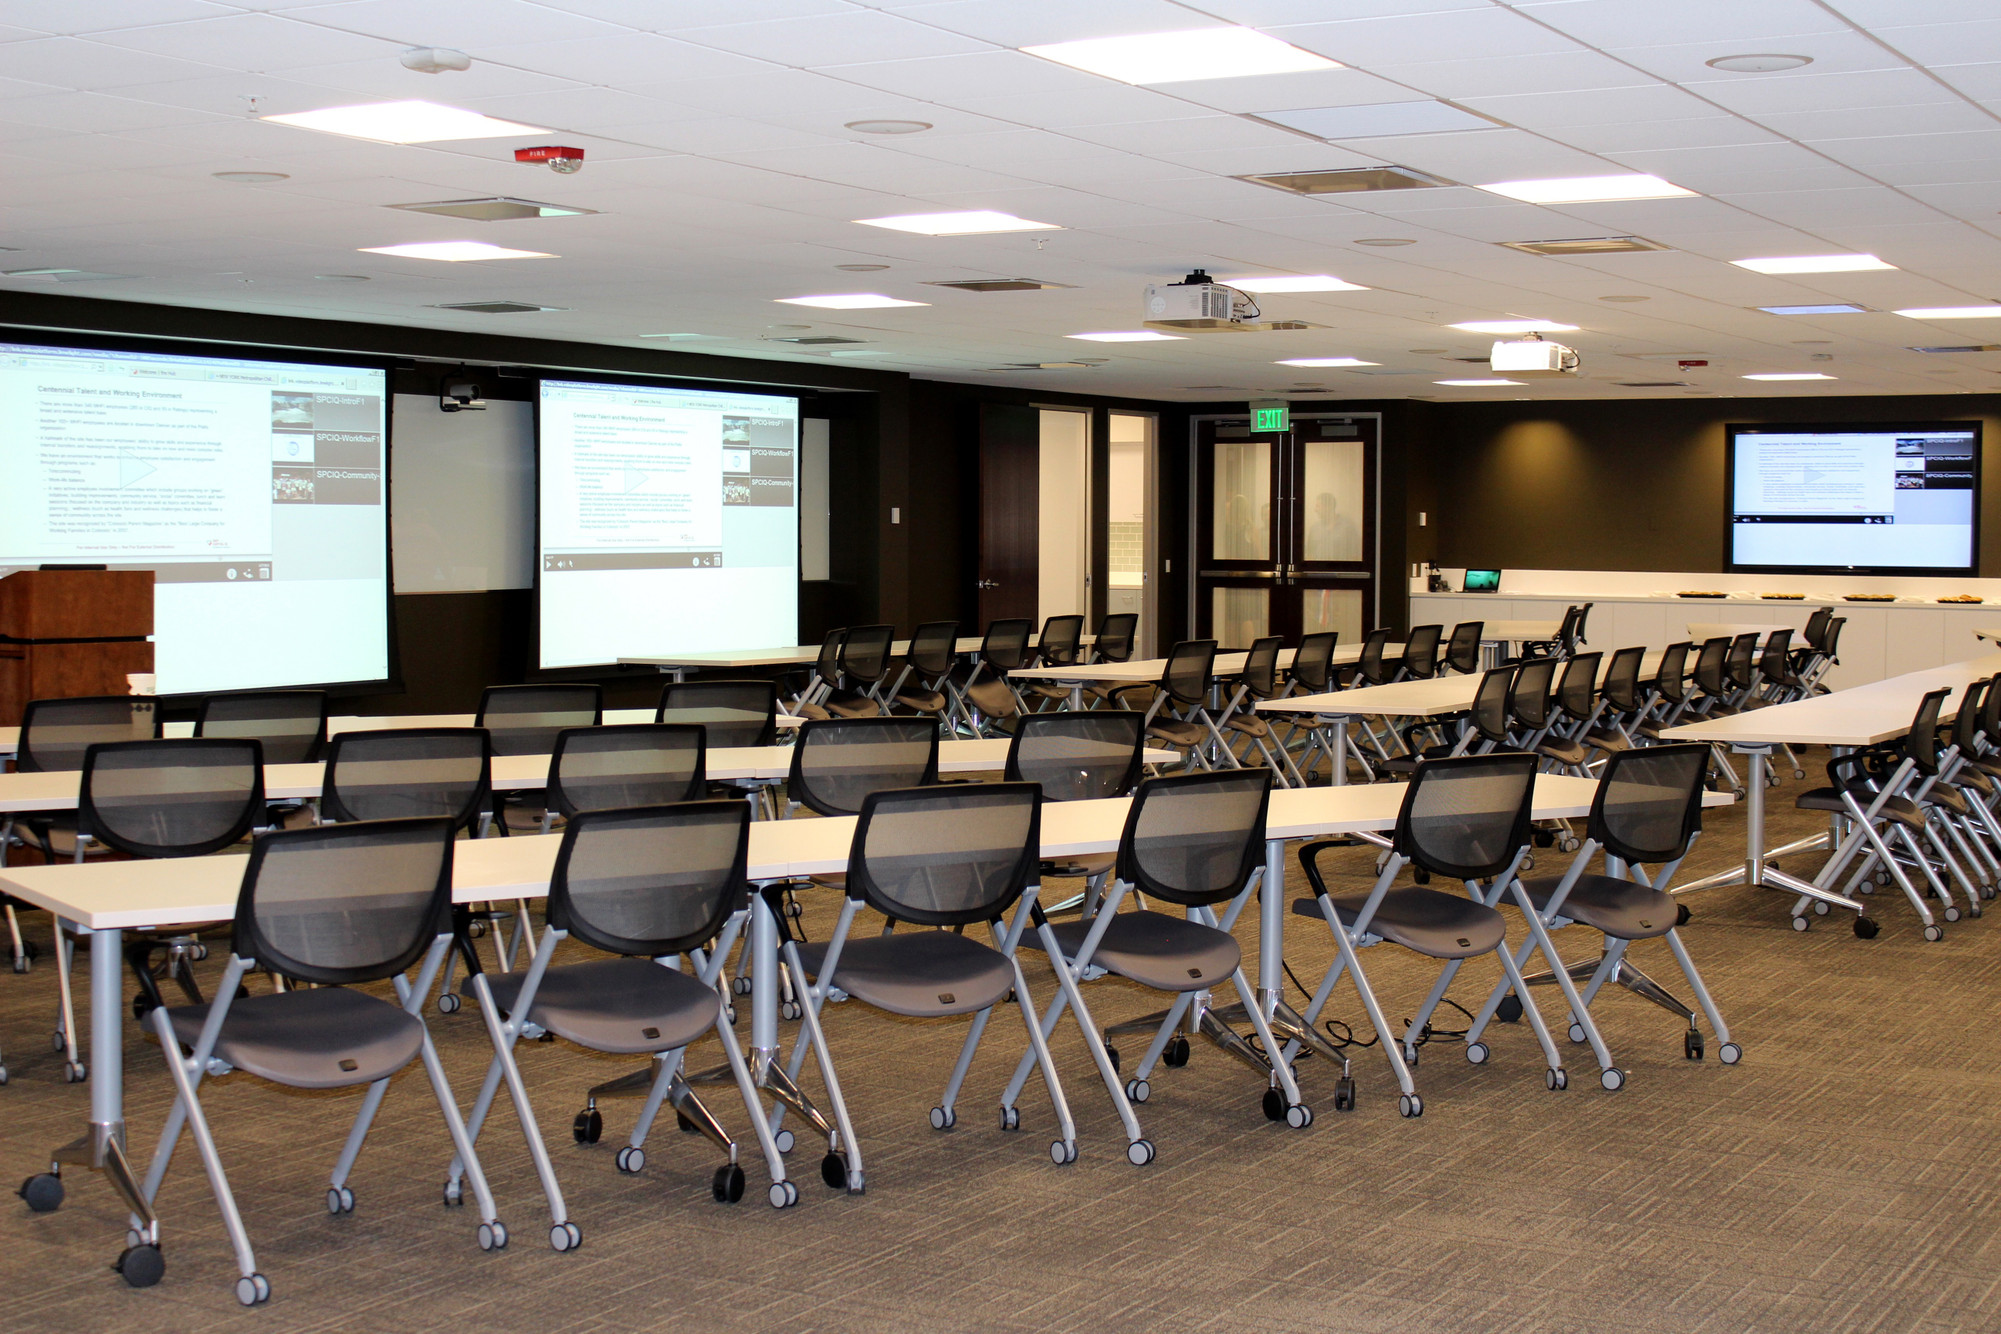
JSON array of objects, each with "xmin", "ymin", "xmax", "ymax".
[{"xmin": 977, "ymin": 404, "xmax": 1039, "ymax": 627}]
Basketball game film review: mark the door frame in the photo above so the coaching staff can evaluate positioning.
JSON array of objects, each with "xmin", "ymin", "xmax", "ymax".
[{"xmin": 1186, "ymin": 411, "xmax": 1384, "ymax": 642}]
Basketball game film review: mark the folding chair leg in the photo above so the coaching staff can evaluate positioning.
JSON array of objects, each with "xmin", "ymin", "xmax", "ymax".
[
  {"xmin": 1491, "ymin": 942, "xmax": 1567, "ymax": 1078},
  {"xmin": 769, "ymin": 940, "xmax": 863, "ymax": 1185},
  {"xmin": 466, "ymin": 973, "xmax": 570, "ymax": 1230},
  {"xmin": 1007, "ymin": 959, "xmax": 1079, "ymax": 1155},
  {"xmin": 1033, "ymin": 921, "xmax": 1144, "ymax": 1151},
  {"xmin": 1662, "ymin": 929, "xmax": 1736, "ymax": 1052},
  {"xmin": 1294, "ymin": 905, "xmax": 1416, "ymax": 1098},
  {"xmin": 937, "ymin": 1004, "xmax": 993, "ymax": 1121},
  {"xmin": 54, "ymin": 923, "xmax": 82, "ymax": 1076},
  {"xmin": 390, "ymin": 964, "xmax": 501, "ymax": 1230},
  {"xmin": 146, "ymin": 1006, "xmax": 259, "ymax": 1283},
  {"xmin": 1513, "ymin": 907, "xmax": 1616, "ymax": 1078}
]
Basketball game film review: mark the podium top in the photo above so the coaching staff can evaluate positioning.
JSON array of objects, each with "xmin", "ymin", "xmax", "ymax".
[{"xmin": 0, "ymin": 569, "xmax": 154, "ymax": 641}]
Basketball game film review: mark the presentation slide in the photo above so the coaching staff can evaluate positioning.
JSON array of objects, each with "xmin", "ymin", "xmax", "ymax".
[
  {"xmin": 0, "ymin": 342, "xmax": 389, "ymax": 694},
  {"xmin": 1729, "ymin": 424, "xmax": 1979, "ymax": 573},
  {"xmin": 537, "ymin": 379, "xmax": 798, "ymax": 667}
]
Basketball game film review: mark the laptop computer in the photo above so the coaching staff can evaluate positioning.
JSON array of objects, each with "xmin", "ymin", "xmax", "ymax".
[{"xmin": 1462, "ymin": 569, "xmax": 1502, "ymax": 593}]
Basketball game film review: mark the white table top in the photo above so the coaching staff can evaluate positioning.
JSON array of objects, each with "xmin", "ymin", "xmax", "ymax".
[
  {"xmin": 1976, "ymin": 627, "xmax": 2001, "ymax": 644},
  {"xmin": 1661, "ymin": 651, "xmax": 2001, "ymax": 748},
  {"xmin": 1260, "ymin": 650, "xmax": 1667, "ymax": 720},
  {"xmin": 620, "ymin": 633, "xmax": 1089, "ymax": 670},
  {"xmin": 1464, "ymin": 620, "xmax": 1561, "ymax": 642},
  {"xmin": 1, "ymin": 772, "xmax": 1713, "ymax": 931},
  {"xmin": 1687, "ymin": 622, "xmax": 1794, "ymax": 641},
  {"xmin": 1011, "ymin": 642, "xmax": 1405, "ymax": 686}
]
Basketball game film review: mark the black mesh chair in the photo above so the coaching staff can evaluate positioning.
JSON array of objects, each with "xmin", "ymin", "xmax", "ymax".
[
  {"xmin": 1337, "ymin": 627, "xmax": 1393, "ymax": 688},
  {"xmin": 1506, "ymin": 656, "xmax": 1560, "ymax": 748},
  {"xmin": 825, "ymin": 623, "xmax": 895, "ymax": 718},
  {"xmin": 1110, "ymin": 639, "xmax": 1229, "ymax": 768},
  {"xmin": 1443, "ymin": 621, "xmax": 1484, "ymax": 675},
  {"xmin": 1023, "ymin": 614, "xmax": 1088, "ymax": 710},
  {"xmin": 786, "ymin": 716, "xmax": 939, "ymax": 818},
  {"xmin": 793, "ymin": 629, "xmax": 847, "ymax": 717},
  {"xmin": 1006, "ymin": 711, "xmax": 1145, "ymax": 903},
  {"xmin": 541, "ymin": 724, "xmax": 706, "ymax": 832},
  {"xmin": 196, "ymin": 691, "xmax": 328, "ymax": 764},
  {"xmin": 1518, "ymin": 606, "xmax": 1580, "ymax": 661},
  {"xmin": 1271, "ymin": 632, "xmax": 1343, "ymax": 782},
  {"xmin": 1008, "ymin": 768, "xmax": 1311, "ymax": 1150},
  {"xmin": 888, "ymin": 620, "xmax": 959, "ymax": 720},
  {"xmin": 1534, "ymin": 652, "xmax": 1603, "ymax": 776},
  {"xmin": 1217, "ymin": 636, "xmax": 1303, "ymax": 784},
  {"xmin": 478, "ymin": 684, "xmax": 603, "ymax": 833},
  {"xmin": 1637, "ymin": 641, "xmax": 1696, "ymax": 740},
  {"xmin": 453, "ymin": 802, "xmax": 797, "ymax": 1223},
  {"xmin": 1472, "ymin": 744, "xmax": 1741, "ymax": 1087},
  {"xmin": 778, "ymin": 784, "xmax": 1094, "ymax": 1181},
  {"xmin": 1383, "ymin": 666, "xmax": 1515, "ymax": 774},
  {"xmin": 961, "ymin": 619, "xmax": 1034, "ymax": 730},
  {"xmin": 1584, "ymin": 647, "xmax": 1648, "ymax": 754},
  {"xmin": 1093, "ymin": 612, "xmax": 1139, "ymax": 663},
  {"xmin": 655, "ymin": 680, "xmax": 778, "ymax": 749},
  {"xmin": 136, "ymin": 817, "xmax": 504, "ymax": 1304},
  {"xmin": 1396, "ymin": 624, "xmax": 1444, "ymax": 681},
  {"xmin": 1291, "ymin": 754, "xmax": 1565, "ymax": 1116}
]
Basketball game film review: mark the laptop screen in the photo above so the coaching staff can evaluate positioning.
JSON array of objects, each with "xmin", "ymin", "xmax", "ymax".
[{"xmin": 1463, "ymin": 569, "xmax": 1501, "ymax": 592}]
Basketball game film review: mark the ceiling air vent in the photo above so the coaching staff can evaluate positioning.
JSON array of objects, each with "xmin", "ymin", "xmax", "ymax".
[
  {"xmin": 992, "ymin": 361, "xmax": 1097, "ymax": 370},
  {"xmin": 1499, "ymin": 236, "xmax": 1668, "ymax": 256},
  {"xmin": 390, "ymin": 197, "xmax": 597, "ymax": 221},
  {"xmin": 1615, "ymin": 380, "xmax": 1694, "ymax": 387},
  {"xmin": 924, "ymin": 278, "xmax": 1075, "ymax": 292},
  {"xmin": 1235, "ymin": 166, "xmax": 1453, "ymax": 195},
  {"xmin": 428, "ymin": 301, "xmax": 567, "ymax": 314},
  {"xmin": 764, "ymin": 335, "xmax": 868, "ymax": 345}
]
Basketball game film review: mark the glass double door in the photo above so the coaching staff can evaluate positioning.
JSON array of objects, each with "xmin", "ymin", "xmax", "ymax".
[{"xmin": 1196, "ymin": 415, "xmax": 1378, "ymax": 649}]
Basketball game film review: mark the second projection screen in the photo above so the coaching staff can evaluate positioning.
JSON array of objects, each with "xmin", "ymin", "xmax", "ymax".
[{"xmin": 538, "ymin": 379, "xmax": 799, "ymax": 667}]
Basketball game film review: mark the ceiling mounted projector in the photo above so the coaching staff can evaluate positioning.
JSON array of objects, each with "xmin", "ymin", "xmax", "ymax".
[
  {"xmin": 1491, "ymin": 333, "xmax": 1580, "ymax": 378},
  {"xmin": 1142, "ymin": 269, "xmax": 1317, "ymax": 333},
  {"xmin": 440, "ymin": 379, "xmax": 486, "ymax": 411}
]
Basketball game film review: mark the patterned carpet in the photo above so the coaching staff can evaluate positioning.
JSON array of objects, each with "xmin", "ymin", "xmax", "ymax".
[{"xmin": 3, "ymin": 762, "xmax": 1997, "ymax": 1333}]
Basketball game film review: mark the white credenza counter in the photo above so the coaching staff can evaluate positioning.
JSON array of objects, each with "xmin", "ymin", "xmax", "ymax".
[{"xmin": 1414, "ymin": 569, "xmax": 2001, "ymax": 689}]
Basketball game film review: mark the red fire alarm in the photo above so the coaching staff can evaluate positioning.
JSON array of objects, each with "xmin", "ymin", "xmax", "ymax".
[
  {"xmin": 515, "ymin": 145, "xmax": 585, "ymax": 174},
  {"xmin": 1678, "ymin": 359, "xmax": 1708, "ymax": 371}
]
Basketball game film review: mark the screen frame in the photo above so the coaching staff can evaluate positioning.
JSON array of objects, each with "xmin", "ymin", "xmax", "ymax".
[
  {"xmin": 1724, "ymin": 420, "xmax": 1983, "ymax": 577},
  {"xmin": 531, "ymin": 369, "xmax": 805, "ymax": 673},
  {"xmin": 0, "ymin": 328, "xmax": 400, "ymax": 700}
]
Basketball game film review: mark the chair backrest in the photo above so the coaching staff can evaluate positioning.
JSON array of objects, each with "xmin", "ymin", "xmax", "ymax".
[
  {"xmin": 655, "ymin": 679, "xmax": 777, "ymax": 749},
  {"xmin": 547, "ymin": 802, "xmax": 749, "ymax": 956},
  {"xmin": 476, "ymin": 684, "xmax": 602, "ymax": 757},
  {"xmin": 547, "ymin": 724, "xmax": 705, "ymax": 818},
  {"xmin": 1238, "ymin": 636, "xmax": 1284, "ymax": 698},
  {"xmin": 1724, "ymin": 633, "xmax": 1760, "ymax": 689},
  {"xmin": 1290, "ymin": 631, "xmax": 1337, "ymax": 693},
  {"xmin": 80, "ymin": 738, "xmax": 265, "ymax": 859},
  {"xmin": 1550, "ymin": 605, "xmax": 1581, "ymax": 650},
  {"xmin": 1357, "ymin": 627, "xmax": 1394, "ymax": 685},
  {"xmin": 980, "ymin": 619, "xmax": 1035, "ymax": 672},
  {"xmin": 1653, "ymin": 641, "xmax": 1693, "ymax": 704},
  {"xmin": 846, "ymin": 783, "xmax": 1040, "ymax": 927},
  {"xmin": 16, "ymin": 696, "xmax": 156, "ymax": 773},
  {"xmin": 1443, "ymin": 621, "xmax": 1484, "ymax": 675},
  {"xmin": 1394, "ymin": 752, "xmax": 1536, "ymax": 881},
  {"xmin": 1401, "ymin": 624, "xmax": 1443, "ymax": 679},
  {"xmin": 1005, "ymin": 711, "xmax": 1144, "ymax": 801},
  {"xmin": 1571, "ymin": 602, "xmax": 1593, "ymax": 648},
  {"xmin": 1469, "ymin": 666, "xmax": 1516, "ymax": 745},
  {"xmin": 1094, "ymin": 612, "xmax": 1139, "ymax": 663},
  {"xmin": 1159, "ymin": 639, "xmax": 1218, "ymax": 708},
  {"xmin": 233, "ymin": 816, "xmax": 456, "ymax": 987},
  {"xmin": 196, "ymin": 690, "xmax": 328, "ymax": 764},
  {"xmin": 1949, "ymin": 679, "xmax": 1987, "ymax": 758},
  {"xmin": 1821, "ymin": 616, "xmax": 1846, "ymax": 658},
  {"xmin": 1116, "ymin": 767, "xmax": 1271, "ymax": 909},
  {"xmin": 1757, "ymin": 629, "xmax": 1794, "ymax": 680},
  {"xmin": 788, "ymin": 716, "xmax": 940, "ymax": 817},
  {"xmin": 904, "ymin": 620, "xmax": 960, "ymax": 678},
  {"xmin": 1600, "ymin": 646, "xmax": 1646, "ymax": 713},
  {"xmin": 1508, "ymin": 657, "xmax": 1558, "ymax": 730},
  {"xmin": 1901, "ymin": 687, "xmax": 1951, "ymax": 774},
  {"xmin": 1037, "ymin": 614, "xmax": 1086, "ymax": 668},
  {"xmin": 320, "ymin": 728, "xmax": 491, "ymax": 830},
  {"xmin": 1589, "ymin": 743, "xmax": 1708, "ymax": 864},
  {"xmin": 1691, "ymin": 637, "xmax": 1731, "ymax": 696},
  {"xmin": 1803, "ymin": 607, "xmax": 1831, "ymax": 651},
  {"xmin": 1982, "ymin": 670, "xmax": 2001, "ymax": 749},
  {"xmin": 1554, "ymin": 651, "xmax": 1601, "ymax": 722},
  {"xmin": 813, "ymin": 629, "xmax": 846, "ymax": 684},
  {"xmin": 837, "ymin": 624, "xmax": 896, "ymax": 686}
]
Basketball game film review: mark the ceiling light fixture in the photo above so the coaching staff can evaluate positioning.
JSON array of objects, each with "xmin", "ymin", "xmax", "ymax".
[
  {"xmin": 428, "ymin": 300, "xmax": 566, "ymax": 314},
  {"xmin": 1758, "ymin": 303, "xmax": 1870, "ymax": 315},
  {"xmin": 844, "ymin": 120, "xmax": 932, "ymax": 134},
  {"xmin": 1743, "ymin": 372, "xmax": 1836, "ymax": 381},
  {"xmin": 1706, "ymin": 54, "xmax": 1812, "ymax": 72},
  {"xmin": 264, "ymin": 100, "xmax": 547, "ymax": 144},
  {"xmin": 1479, "ymin": 174, "xmax": 1697, "ymax": 204},
  {"xmin": 213, "ymin": 171, "xmax": 288, "ymax": 184},
  {"xmin": 1449, "ymin": 319, "xmax": 1579, "ymax": 334},
  {"xmin": 1229, "ymin": 275, "xmax": 1369, "ymax": 293},
  {"xmin": 1066, "ymin": 331, "xmax": 1185, "ymax": 342},
  {"xmin": 2, "ymin": 268, "xmax": 136, "ymax": 282},
  {"xmin": 1436, "ymin": 378, "xmax": 1524, "ymax": 386},
  {"xmin": 1732, "ymin": 253, "xmax": 1894, "ymax": 274},
  {"xmin": 1910, "ymin": 344, "xmax": 2001, "ymax": 354},
  {"xmin": 775, "ymin": 293, "xmax": 928, "ymax": 309},
  {"xmin": 388, "ymin": 197, "xmax": 597, "ymax": 221},
  {"xmin": 1238, "ymin": 167, "xmax": 1450, "ymax": 196},
  {"xmin": 1896, "ymin": 306, "xmax": 2001, "ymax": 319},
  {"xmin": 1022, "ymin": 27, "xmax": 1339, "ymax": 85},
  {"xmin": 358, "ymin": 241, "xmax": 554, "ymax": 261},
  {"xmin": 1500, "ymin": 236, "xmax": 1668, "ymax": 256},
  {"xmin": 856, "ymin": 210, "xmax": 1060, "ymax": 235},
  {"xmin": 1277, "ymin": 357, "xmax": 1378, "ymax": 367}
]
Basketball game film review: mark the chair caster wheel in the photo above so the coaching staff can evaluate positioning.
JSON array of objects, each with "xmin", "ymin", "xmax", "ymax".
[
  {"xmin": 1286, "ymin": 1103, "xmax": 1314, "ymax": 1129},
  {"xmin": 1813, "ymin": 900, "xmax": 1831, "ymax": 916},
  {"xmin": 1924, "ymin": 924, "xmax": 1945, "ymax": 942},
  {"xmin": 233, "ymin": 1271, "xmax": 269, "ymax": 1305},
  {"xmin": 1495, "ymin": 995, "xmax": 1523, "ymax": 1024},
  {"xmin": 1049, "ymin": 1140, "xmax": 1078, "ymax": 1165},
  {"xmin": 1546, "ymin": 1067, "xmax": 1569, "ymax": 1091},
  {"xmin": 1791, "ymin": 915, "xmax": 1810, "ymax": 932},
  {"xmin": 928, "ymin": 1105, "xmax": 956, "ymax": 1130},
  {"xmin": 442, "ymin": 1180, "xmax": 463, "ymax": 1207},
  {"xmin": 1102, "ymin": 1043, "xmax": 1120, "ymax": 1071},
  {"xmin": 19, "ymin": 1173, "xmax": 63, "ymax": 1212},
  {"xmin": 63, "ymin": 1062, "xmax": 86, "ymax": 1084},
  {"xmin": 437, "ymin": 993, "xmax": 460, "ymax": 1015},
  {"xmin": 711, "ymin": 1162, "xmax": 744, "ymax": 1202},
  {"xmin": 615, "ymin": 1146, "xmax": 645, "ymax": 1174},
  {"xmin": 1534, "ymin": 830, "xmax": 1555, "ymax": 847},
  {"xmin": 731, "ymin": 976, "xmax": 752, "ymax": 996},
  {"xmin": 1567, "ymin": 1022, "xmax": 1587, "ymax": 1044},
  {"xmin": 1124, "ymin": 1078, "xmax": 1150, "ymax": 1103},
  {"xmin": 131, "ymin": 993, "xmax": 154, "ymax": 1023},
  {"xmin": 998, "ymin": 1106, "xmax": 1020, "ymax": 1132},
  {"xmin": 1413, "ymin": 867, "xmax": 1433, "ymax": 883},
  {"xmin": 1397, "ymin": 1093, "xmax": 1423, "ymax": 1118},
  {"xmin": 0, "ymin": 1066, "xmax": 8, "ymax": 1086},
  {"xmin": 1403, "ymin": 1044, "xmax": 1419, "ymax": 1067},
  {"xmin": 1719, "ymin": 1042, "xmax": 1743, "ymax": 1065},
  {"xmin": 677, "ymin": 1112, "xmax": 700, "ymax": 1134},
  {"xmin": 50, "ymin": 1031, "xmax": 65, "ymax": 1053},
  {"xmin": 1676, "ymin": 903, "xmax": 1692, "ymax": 926},
  {"xmin": 477, "ymin": 1221, "xmax": 508, "ymax": 1251},
  {"xmin": 779, "ymin": 1001, "xmax": 802, "ymax": 1021},
  {"xmin": 773, "ymin": 1129, "xmax": 796, "ymax": 1153},
  {"xmin": 1126, "ymin": 1139, "xmax": 1155, "ymax": 1166},
  {"xmin": 326, "ymin": 1186, "xmax": 354, "ymax": 1215},
  {"xmin": 1685, "ymin": 1030, "xmax": 1705, "ymax": 1061},
  {"xmin": 573, "ymin": 1109, "xmax": 602, "ymax": 1144},
  {"xmin": 1162, "ymin": 1035, "xmax": 1190, "ymax": 1068},
  {"xmin": 1600, "ymin": 1067, "xmax": 1625, "ymax": 1091},
  {"xmin": 1262, "ymin": 1088, "xmax": 1288, "ymax": 1122},
  {"xmin": 820, "ymin": 1151, "xmax": 849, "ymax": 1189},
  {"xmin": 1984, "ymin": 884, "xmax": 1997, "ymax": 901},
  {"xmin": 768, "ymin": 1179, "xmax": 799, "ymax": 1209},
  {"xmin": 1853, "ymin": 916, "xmax": 1880, "ymax": 939},
  {"xmin": 1944, "ymin": 906, "xmax": 1961, "ymax": 923},
  {"xmin": 1466, "ymin": 1041, "xmax": 1489, "ymax": 1064},
  {"xmin": 549, "ymin": 1221, "xmax": 581, "ymax": 1252},
  {"xmin": 1334, "ymin": 1077, "xmax": 1356, "ymax": 1112}
]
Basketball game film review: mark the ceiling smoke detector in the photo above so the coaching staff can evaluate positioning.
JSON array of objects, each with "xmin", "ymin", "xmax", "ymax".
[
  {"xmin": 400, "ymin": 47, "xmax": 472, "ymax": 74},
  {"xmin": 515, "ymin": 145, "xmax": 585, "ymax": 174}
]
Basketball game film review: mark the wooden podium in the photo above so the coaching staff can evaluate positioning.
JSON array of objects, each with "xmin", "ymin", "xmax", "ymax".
[{"xmin": 0, "ymin": 570, "xmax": 155, "ymax": 726}]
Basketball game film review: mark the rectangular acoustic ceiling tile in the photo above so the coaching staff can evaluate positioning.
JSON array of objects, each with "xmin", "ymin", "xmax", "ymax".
[{"xmin": 1254, "ymin": 100, "xmax": 1501, "ymax": 139}]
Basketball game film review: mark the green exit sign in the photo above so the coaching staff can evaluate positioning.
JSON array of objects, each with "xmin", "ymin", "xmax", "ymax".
[{"xmin": 1250, "ymin": 401, "xmax": 1290, "ymax": 433}]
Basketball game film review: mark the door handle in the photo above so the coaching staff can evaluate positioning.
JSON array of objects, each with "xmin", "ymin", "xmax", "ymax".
[{"xmin": 977, "ymin": 579, "xmax": 998, "ymax": 589}]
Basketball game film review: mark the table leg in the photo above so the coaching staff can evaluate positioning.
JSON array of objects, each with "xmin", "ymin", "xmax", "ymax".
[
  {"xmin": 1259, "ymin": 837, "xmax": 1283, "ymax": 1022},
  {"xmin": 1672, "ymin": 745, "xmax": 1855, "ymax": 913},
  {"xmin": 749, "ymin": 892, "xmax": 778, "ymax": 1067},
  {"xmin": 1330, "ymin": 715, "xmax": 1349, "ymax": 787}
]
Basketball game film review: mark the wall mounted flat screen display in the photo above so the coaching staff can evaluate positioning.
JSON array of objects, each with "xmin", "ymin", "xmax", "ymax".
[
  {"xmin": 537, "ymin": 379, "xmax": 799, "ymax": 668},
  {"xmin": 0, "ymin": 341, "xmax": 390, "ymax": 694},
  {"xmin": 1727, "ymin": 423, "xmax": 1980, "ymax": 575}
]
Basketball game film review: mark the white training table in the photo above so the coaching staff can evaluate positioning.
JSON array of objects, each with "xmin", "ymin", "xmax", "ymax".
[
  {"xmin": 1686, "ymin": 622, "xmax": 1795, "ymax": 642},
  {"xmin": 1009, "ymin": 642, "xmax": 1402, "ymax": 712},
  {"xmin": 621, "ymin": 634, "xmax": 1090, "ymax": 679}
]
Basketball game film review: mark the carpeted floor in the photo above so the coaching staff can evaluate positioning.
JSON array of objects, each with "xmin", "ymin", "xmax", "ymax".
[{"xmin": 3, "ymin": 764, "xmax": 1998, "ymax": 1333}]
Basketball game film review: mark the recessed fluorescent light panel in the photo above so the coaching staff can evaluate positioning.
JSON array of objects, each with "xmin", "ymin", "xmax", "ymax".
[
  {"xmin": 264, "ymin": 100, "xmax": 547, "ymax": 144},
  {"xmin": 1732, "ymin": 253, "xmax": 1894, "ymax": 274},
  {"xmin": 1230, "ymin": 275, "xmax": 1369, "ymax": 293},
  {"xmin": 2, "ymin": 268, "xmax": 136, "ymax": 282},
  {"xmin": 1436, "ymin": 378, "xmax": 1524, "ymax": 386},
  {"xmin": 1909, "ymin": 344, "xmax": 2001, "ymax": 354},
  {"xmin": 1479, "ymin": 174, "xmax": 1697, "ymax": 204},
  {"xmin": 388, "ymin": 197, "xmax": 597, "ymax": 221},
  {"xmin": 359, "ymin": 241, "xmax": 554, "ymax": 261},
  {"xmin": 1897, "ymin": 307, "xmax": 2001, "ymax": 319},
  {"xmin": 1254, "ymin": 100, "xmax": 1499, "ymax": 139},
  {"xmin": 1758, "ymin": 303, "xmax": 1870, "ymax": 315},
  {"xmin": 775, "ymin": 293, "xmax": 927, "ymax": 309},
  {"xmin": 857, "ymin": 210, "xmax": 1059, "ymax": 235},
  {"xmin": 1067, "ymin": 331, "xmax": 1185, "ymax": 342},
  {"xmin": 1449, "ymin": 319, "xmax": 1579, "ymax": 334},
  {"xmin": 1499, "ymin": 236, "xmax": 1667, "ymax": 256},
  {"xmin": 1022, "ymin": 27, "xmax": 1338, "ymax": 85},
  {"xmin": 1237, "ymin": 166, "xmax": 1452, "ymax": 195},
  {"xmin": 1278, "ymin": 357, "xmax": 1377, "ymax": 367},
  {"xmin": 1742, "ymin": 372, "xmax": 1836, "ymax": 381},
  {"xmin": 428, "ymin": 301, "xmax": 567, "ymax": 314}
]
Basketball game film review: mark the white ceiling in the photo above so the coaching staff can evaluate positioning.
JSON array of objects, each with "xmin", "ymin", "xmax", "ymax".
[{"xmin": 5, "ymin": 0, "xmax": 2001, "ymax": 401}]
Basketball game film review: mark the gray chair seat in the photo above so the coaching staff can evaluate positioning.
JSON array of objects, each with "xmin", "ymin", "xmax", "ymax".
[
  {"xmin": 1223, "ymin": 713, "xmax": 1270, "ymax": 738},
  {"xmin": 1536, "ymin": 737, "xmax": 1590, "ymax": 766},
  {"xmin": 965, "ymin": 680, "xmax": 1021, "ymax": 718},
  {"xmin": 1147, "ymin": 718, "xmax": 1205, "ymax": 748},
  {"xmin": 825, "ymin": 694, "xmax": 883, "ymax": 719},
  {"xmin": 1584, "ymin": 728, "xmax": 1633, "ymax": 753},
  {"xmin": 795, "ymin": 931, "xmax": 1013, "ymax": 1017},
  {"xmin": 795, "ymin": 701, "xmax": 832, "ymax": 721},
  {"xmin": 1927, "ymin": 782, "xmax": 1974, "ymax": 816},
  {"xmin": 895, "ymin": 688, "xmax": 946, "ymax": 713},
  {"xmin": 1026, "ymin": 681, "xmax": 1073, "ymax": 700},
  {"xmin": 1293, "ymin": 888, "xmax": 1505, "ymax": 959},
  {"xmin": 21, "ymin": 813, "xmax": 115, "ymax": 861},
  {"xmin": 1520, "ymin": 875, "xmax": 1675, "ymax": 939},
  {"xmin": 1033, "ymin": 910, "xmax": 1239, "ymax": 992},
  {"xmin": 1796, "ymin": 787, "xmax": 1925, "ymax": 828},
  {"xmin": 168, "ymin": 987, "xmax": 423, "ymax": 1090},
  {"xmin": 1042, "ymin": 852, "xmax": 1115, "ymax": 879},
  {"xmin": 808, "ymin": 872, "xmax": 847, "ymax": 890},
  {"xmin": 469, "ymin": 957, "xmax": 717, "ymax": 1055}
]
